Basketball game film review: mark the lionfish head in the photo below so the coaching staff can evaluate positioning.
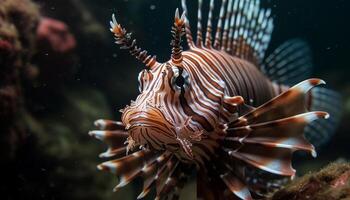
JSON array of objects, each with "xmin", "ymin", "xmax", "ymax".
[
  {"xmin": 122, "ymin": 62, "xmax": 205, "ymax": 155},
  {"xmin": 110, "ymin": 10, "xmax": 224, "ymax": 158}
]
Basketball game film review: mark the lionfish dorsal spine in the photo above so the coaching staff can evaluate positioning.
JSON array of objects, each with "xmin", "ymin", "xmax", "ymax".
[
  {"xmin": 180, "ymin": 0, "xmax": 274, "ymax": 65},
  {"xmin": 196, "ymin": 0, "xmax": 204, "ymax": 47},
  {"xmin": 110, "ymin": 13, "xmax": 160, "ymax": 69},
  {"xmin": 214, "ymin": 0, "xmax": 228, "ymax": 49},
  {"xmin": 221, "ymin": 0, "xmax": 234, "ymax": 51},
  {"xmin": 171, "ymin": 8, "xmax": 186, "ymax": 66},
  {"xmin": 181, "ymin": 0, "xmax": 195, "ymax": 48},
  {"xmin": 205, "ymin": 0, "xmax": 215, "ymax": 47},
  {"xmin": 227, "ymin": 0, "xmax": 239, "ymax": 53}
]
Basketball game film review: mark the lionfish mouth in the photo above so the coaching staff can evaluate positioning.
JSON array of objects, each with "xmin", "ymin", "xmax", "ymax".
[{"xmin": 122, "ymin": 107, "xmax": 178, "ymax": 150}]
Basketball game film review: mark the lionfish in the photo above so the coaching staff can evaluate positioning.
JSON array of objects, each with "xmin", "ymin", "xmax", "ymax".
[{"xmin": 89, "ymin": 0, "xmax": 341, "ymax": 199}]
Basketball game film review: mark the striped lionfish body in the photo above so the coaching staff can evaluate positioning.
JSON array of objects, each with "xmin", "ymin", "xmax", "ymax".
[{"xmin": 89, "ymin": 0, "xmax": 341, "ymax": 199}]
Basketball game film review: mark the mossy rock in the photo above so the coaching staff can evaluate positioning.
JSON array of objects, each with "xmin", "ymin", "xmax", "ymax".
[{"xmin": 269, "ymin": 162, "xmax": 350, "ymax": 200}]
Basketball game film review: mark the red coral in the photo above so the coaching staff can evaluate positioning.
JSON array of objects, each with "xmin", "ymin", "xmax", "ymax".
[
  {"xmin": 0, "ymin": 39, "xmax": 15, "ymax": 55},
  {"xmin": 37, "ymin": 17, "xmax": 76, "ymax": 53}
]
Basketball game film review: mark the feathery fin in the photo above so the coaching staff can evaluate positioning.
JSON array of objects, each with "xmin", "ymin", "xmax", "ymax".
[
  {"xmin": 222, "ymin": 80, "xmax": 329, "ymax": 179},
  {"xmin": 156, "ymin": 157, "xmax": 179, "ymax": 194},
  {"xmin": 90, "ymin": 119, "xmax": 180, "ymax": 199},
  {"xmin": 221, "ymin": 172, "xmax": 253, "ymax": 200},
  {"xmin": 262, "ymin": 39, "xmax": 342, "ymax": 150},
  {"xmin": 225, "ymin": 112, "xmax": 328, "ymax": 176},
  {"xmin": 97, "ymin": 150, "xmax": 160, "ymax": 190},
  {"xmin": 160, "ymin": 166, "xmax": 188, "ymax": 200},
  {"xmin": 229, "ymin": 79, "xmax": 326, "ymax": 127},
  {"xmin": 225, "ymin": 113, "xmax": 322, "ymax": 153},
  {"xmin": 262, "ymin": 39, "xmax": 313, "ymax": 85},
  {"xmin": 90, "ymin": 119, "xmax": 128, "ymax": 158},
  {"xmin": 94, "ymin": 119, "xmax": 125, "ymax": 130},
  {"xmin": 305, "ymin": 87, "xmax": 342, "ymax": 150},
  {"xmin": 137, "ymin": 152, "xmax": 172, "ymax": 199}
]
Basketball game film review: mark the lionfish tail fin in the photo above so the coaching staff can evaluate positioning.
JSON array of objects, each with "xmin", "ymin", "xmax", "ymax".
[
  {"xmin": 216, "ymin": 79, "xmax": 330, "ymax": 198},
  {"xmin": 181, "ymin": 0, "xmax": 273, "ymax": 65}
]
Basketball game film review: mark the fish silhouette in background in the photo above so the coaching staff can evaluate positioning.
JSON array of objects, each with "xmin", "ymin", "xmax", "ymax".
[{"xmin": 89, "ymin": 0, "xmax": 341, "ymax": 199}]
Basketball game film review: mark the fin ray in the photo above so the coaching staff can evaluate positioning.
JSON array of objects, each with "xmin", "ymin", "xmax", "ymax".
[
  {"xmin": 182, "ymin": 0, "xmax": 273, "ymax": 65},
  {"xmin": 223, "ymin": 80, "xmax": 331, "ymax": 178},
  {"xmin": 229, "ymin": 79, "xmax": 325, "ymax": 127},
  {"xmin": 98, "ymin": 150, "xmax": 160, "ymax": 191},
  {"xmin": 221, "ymin": 172, "xmax": 253, "ymax": 200},
  {"xmin": 262, "ymin": 39, "xmax": 313, "ymax": 85},
  {"xmin": 89, "ymin": 119, "xmax": 128, "ymax": 158},
  {"xmin": 305, "ymin": 87, "xmax": 342, "ymax": 149}
]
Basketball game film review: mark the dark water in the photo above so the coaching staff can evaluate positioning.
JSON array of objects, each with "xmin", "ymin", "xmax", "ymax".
[{"xmin": 1, "ymin": 0, "xmax": 349, "ymax": 199}]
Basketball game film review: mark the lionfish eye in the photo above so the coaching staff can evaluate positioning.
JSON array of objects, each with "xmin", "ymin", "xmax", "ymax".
[
  {"xmin": 171, "ymin": 66, "xmax": 189, "ymax": 91},
  {"xmin": 175, "ymin": 74, "xmax": 185, "ymax": 87},
  {"xmin": 138, "ymin": 69, "xmax": 150, "ymax": 92}
]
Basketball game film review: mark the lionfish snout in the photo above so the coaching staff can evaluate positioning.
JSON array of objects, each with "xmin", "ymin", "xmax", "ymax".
[{"xmin": 121, "ymin": 103, "xmax": 178, "ymax": 150}]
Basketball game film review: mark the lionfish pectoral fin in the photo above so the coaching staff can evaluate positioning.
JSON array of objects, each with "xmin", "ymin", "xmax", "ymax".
[
  {"xmin": 221, "ymin": 172, "xmax": 253, "ymax": 200},
  {"xmin": 97, "ymin": 150, "xmax": 160, "ymax": 190},
  {"xmin": 154, "ymin": 157, "xmax": 182, "ymax": 196},
  {"xmin": 228, "ymin": 79, "xmax": 326, "ymax": 128},
  {"xmin": 222, "ymin": 79, "xmax": 330, "ymax": 179},
  {"xmin": 90, "ymin": 119, "xmax": 182, "ymax": 199},
  {"xmin": 89, "ymin": 119, "xmax": 128, "ymax": 158},
  {"xmin": 93, "ymin": 119, "xmax": 125, "ymax": 130},
  {"xmin": 262, "ymin": 40, "xmax": 342, "ymax": 150},
  {"xmin": 197, "ymin": 169, "xmax": 226, "ymax": 200},
  {"xmin": 305, "ymin": 87, "xmax": 342, "ymax": 150},
  {"xmin": 137, "ymin": 152, "xmax": 173, "ymax": 199}
]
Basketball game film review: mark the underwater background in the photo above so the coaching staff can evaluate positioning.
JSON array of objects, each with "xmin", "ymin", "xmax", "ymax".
[{"xmin": 1, "ymin": 0, "xmax": 349, "ymax": 199}]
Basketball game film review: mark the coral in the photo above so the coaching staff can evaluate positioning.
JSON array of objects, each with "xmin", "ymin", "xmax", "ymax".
[
  {"xmin": 34, "ymin": 0, "xmax": 108, "ymax": 42},
  {"xmin": 269, "ymin": 162, "xmax": 350, "ymax": 200},
  {"xmin": 32, "ymin": 17, "xmax": 77, "ymax": 90},
  {"xmin": 0, "ymin": 0, "xmax": 40, "ymax": 161},
  {"xmin": 0, "ymin": 0, "xmax": 40, "ymax": 66},
  {"xmin": 37, "ymin": 17, "xmax": 76, "ymax": 53},
  {"xmin": 1, "ymin": 0, "xmax": 114, "ymax": 199}
]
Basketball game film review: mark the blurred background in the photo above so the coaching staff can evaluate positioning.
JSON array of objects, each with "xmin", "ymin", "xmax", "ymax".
[{"xmin": 0, "ymin": 0, "xmax": 349, "ymax": 199}]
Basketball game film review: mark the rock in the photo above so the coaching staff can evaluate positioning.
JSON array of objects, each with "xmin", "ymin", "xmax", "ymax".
[{"xmin": 269, "ymin": 162, "xmax": 350, "ymax": 200}]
